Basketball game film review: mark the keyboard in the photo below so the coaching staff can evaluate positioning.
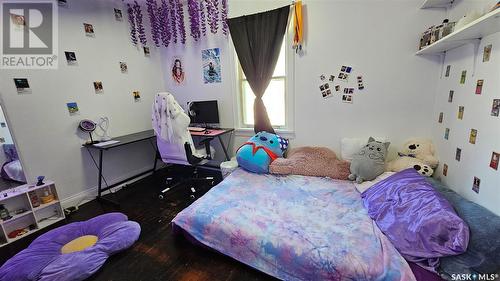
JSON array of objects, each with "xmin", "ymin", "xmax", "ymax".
[{"xmin": 188, "ymin": 127, "xmax": 205, "ymax": 132}]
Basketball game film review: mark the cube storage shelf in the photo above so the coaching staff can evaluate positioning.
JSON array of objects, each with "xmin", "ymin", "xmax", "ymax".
[{"xmin": 0, "ymin": 181, "xmax": 65, "ymax": 247}]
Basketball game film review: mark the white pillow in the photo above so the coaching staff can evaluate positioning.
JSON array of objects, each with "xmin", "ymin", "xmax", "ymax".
[
  {"xmin": 353, "ymin": 172, "xmax": 395, "ymax": 193},
  {"xmin": 340, "ymin": 137, "xmax": 388, "ymax": 161}
]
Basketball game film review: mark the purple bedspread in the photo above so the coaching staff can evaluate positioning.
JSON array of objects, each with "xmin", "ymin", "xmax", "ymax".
[
  {"xmin": 173, "ymin": 168, "xmax": 416, "ymax": 281},
  {"xmin": 361, "ymin": 169, "xmax": 469, "ymax": 272}
]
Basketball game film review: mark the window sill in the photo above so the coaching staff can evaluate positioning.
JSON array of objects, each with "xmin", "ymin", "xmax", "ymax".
[{"xmin": 234, "ymin": 128, "xmax": 295, "ymax": 139}]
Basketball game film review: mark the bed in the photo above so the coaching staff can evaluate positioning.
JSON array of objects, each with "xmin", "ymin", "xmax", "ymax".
[{"xmin": 172, "ymin": 168, "xmax": 417, "ymax": 281}]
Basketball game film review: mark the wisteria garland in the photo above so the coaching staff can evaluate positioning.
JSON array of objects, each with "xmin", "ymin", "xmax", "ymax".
[
  {"xmin": 146, "ymin": 0, "xmax": 160, "ymax": 47},
  {"xmin": 168, "ymin": 0, "xmax": 177, "ymax": 44},
  {"xmin": 133, "ymin": 1, "xmax": 147, "ymax": 46},
  {"xmin": 206, "ymin": 0, "xmax": 219, "ymax": 34},
  {"xmin": 187, "ymin": 0, "xmax": 201, "ymax": 41},
  {"xmin": 159, "ymin": 0, "xmax": 172, "ymax": 47},
  {"xmin": 175, "ymin": 0, "xmax": 186, "ymax": 44},
  {"xmin": 127, "ymin": 3, "xmax": 138, "ymax": 45},
  {"xmin": 221, "ymin": 0, "xmax": 228, "ymax": 36},
  {"xmin": 199, "ymin": 0, "xmax": 207, "ymax": 37}
]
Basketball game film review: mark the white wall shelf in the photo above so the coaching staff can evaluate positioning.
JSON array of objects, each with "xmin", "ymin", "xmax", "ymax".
[
  {"xmin": 416, "ymin": 9, "xmax": 500, "ymax": 55},
  {"xmin": 420, "ymin": 0, "xmax": 453, "ymax": 9},
  {"xmin": 0, "ymin": 181, "xmax": 65, "ymax": 247}
]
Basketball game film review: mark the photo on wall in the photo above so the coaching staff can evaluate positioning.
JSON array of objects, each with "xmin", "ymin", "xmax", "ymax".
[
  {"xmin": 83, "ymin": 23, "xmax": 95, "ymax": 37},
  {"xmin": 120, "ymin": 62, "xmax": 128, "ymax": 73},
  {"xmin": 469, "ymin": 129, "xmax": 477, "ymax": 144},
  {"xmin": 93, "ymin": 81, "xmax": 103, "ymax": 93},
  {"xmin": 66, "ymin": 102, "xmax": 79, "ymax": 115},
  {"xmin": 438, "ymin": 112, "xmax": 443, "ymax": 123},
  {"xmin": 448, "ymin": 90, "xmax": 454, "ymax": 103},
  {"xmin": 472, "ymin": 177, "xmax": 480, "ymax": 194},
  {"xmin": 143, "ymin": 47, "xmax": 150, "ymax": 56},
  {"xmin": 455, "ymin": 147, "xmax": 462, "ymax": 161},
  {"xmin": 483, "ymin": 44, "xmax": 492, "ymax": 62},
  {"xmin": 460, "ymin": 70, "xmax": 466, "ymax": 84},
  {"xmin": 13, "ymin": 78, "xmax": 30, "ymax": 94},
  {"xmin": 342, "ymin": 94, "xmax": 353, "ymax": 103},
  {"xmin": 133, "ymin": 91, "xmax": 141, "ymax": 102},
  {"xmin": 475, "ymin": 79, "xmax": 483, "ymax": 95},
  {"xmin": 490, "ymin": 152, "xmax": 499, "ymax": 170},
  {"xmin": 114, "ymin": 8, "xmax": 123, "ymax": 21},
  {"xmin": 202, "ymin": 48, "xmax": 222, "ymax": 84},
  {"xmin": 458, "ymin": 106, "xmax": 464, "ymax": 120},
  {"xmin": 445, "ymin": 65, "xmax": 451, "ymax": 77},
  {"xmin": 491, "ymin": 99, "xmax": 500, "ymax": 117},
  {"xmin": 442, "ymin": 163, "xmax": 448, "ymax": 176},
  {"xmin": 444, "ymin": 128, "xmax": 450, "ymax": 140},
  {"xmin": 65, "ymin": 51, "xmax": 77, "ymax": 65},
  {"xmin": 171, "ymin": 56, "xmax": 185, "ymax": 85}
]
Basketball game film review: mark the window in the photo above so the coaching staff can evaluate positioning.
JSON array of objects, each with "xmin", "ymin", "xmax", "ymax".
[{"xmin": 238, "ymin": 42, "xmax": 287, "ymax": 128}]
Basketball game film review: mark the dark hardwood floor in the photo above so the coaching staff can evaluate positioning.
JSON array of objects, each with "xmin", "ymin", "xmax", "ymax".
[{"xmin": 0, "ymin": 166, "xmax": 277, "ymax": 281}]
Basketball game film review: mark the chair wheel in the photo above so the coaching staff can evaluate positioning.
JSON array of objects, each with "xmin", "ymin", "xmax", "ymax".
[
  {"xmin": 159, "ymin": 195, "xmax": 164, "ymax": 200},
  {"xmin": 190, "ymin": 195, "xmax": 195, "ymax": 199}
]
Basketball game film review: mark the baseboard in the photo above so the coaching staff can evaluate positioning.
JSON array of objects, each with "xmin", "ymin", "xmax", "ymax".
[{"xmin": 61, "ymin": 164, "xmax": 166, "ymax": 209}]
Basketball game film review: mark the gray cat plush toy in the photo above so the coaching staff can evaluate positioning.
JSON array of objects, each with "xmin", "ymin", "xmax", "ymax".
[{"xmin": 348, "ymin": 137, "xmax": 390, "ymax": 183}]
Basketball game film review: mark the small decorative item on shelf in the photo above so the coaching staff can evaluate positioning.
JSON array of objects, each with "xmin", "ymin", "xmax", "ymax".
[
  {"xmin": 28, "ymin": 191, "xmax": 40, "ymax": 208},
  {"xmin": 14, "ymin": 208, "xmax": 27, "ymax": 215},
  {"xmin": 441, "ymin": 19, "xmax": 456, "ymax": 38},
  {"xmin": 8, "ymin": 224, "xmax": 36, "ymax": 239},
  {"xmin": 36, "ymin": 176, "xmax": 45, "ymax": 186},
  {"xmin": 0, "ymin": 204, "xmax": 11, "ymax": 221},
  {"xmin": 419, "ymin": 27, "xmax": 433, "ymax": 50},
  {"xmin": 40, "ymin": 189, "xmax": 54, "ymax": 204},
  {"xmin": 78, "ymin": 119, "xmax": 99, "ymax": 145},
  {"xmin": 96, "ymin": 117, "xmax": 112, "ymax": 141}
]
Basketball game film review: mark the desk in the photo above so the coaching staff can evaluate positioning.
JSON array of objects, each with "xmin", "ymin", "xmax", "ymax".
[
  {"xmin": 83, "ymin": 130, "xmax": 157, "ymax": 206},
  {"xmin": 190, "ymin": 128, "xmax": 234, "ymax": 161}
]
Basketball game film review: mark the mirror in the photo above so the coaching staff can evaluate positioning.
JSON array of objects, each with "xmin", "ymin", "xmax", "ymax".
[{"xmin": 0, "ymin": 104, "xmax": 26, "ymax": 191}]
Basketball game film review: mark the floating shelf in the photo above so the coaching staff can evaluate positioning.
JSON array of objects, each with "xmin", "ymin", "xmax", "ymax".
[
  {"xmin": 416, "ymin": 9, "xmax": 500, "ymax": 55},
  {"xmin": 420, "ymin": 0, "xmax": 453, "ymax": 9}
]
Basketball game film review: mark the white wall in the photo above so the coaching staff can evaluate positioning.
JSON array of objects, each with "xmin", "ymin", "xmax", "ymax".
[
  {"xmin": 431, "ymin": 0, "xmax": 500, "ymax": 215},
  {"xmin": 161, "ymin": 0, "xmax": 444, "ymax": 160},
  {"xmin": 0, "ymin": 0, "xmax": 164, "ymax": 205}
]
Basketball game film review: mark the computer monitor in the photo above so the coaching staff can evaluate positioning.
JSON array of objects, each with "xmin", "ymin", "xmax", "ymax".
[{"xmin": 187, "ymin": 100, "xmax": 220, "ymax": 127}]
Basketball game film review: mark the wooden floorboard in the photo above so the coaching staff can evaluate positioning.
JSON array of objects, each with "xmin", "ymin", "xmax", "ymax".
[{"xmin": 0, "ymin": 166, "xmax": 277, "ymax": 281}]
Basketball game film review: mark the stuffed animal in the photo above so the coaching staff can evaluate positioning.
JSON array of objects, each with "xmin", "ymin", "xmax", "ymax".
[
  {"xmin": 398, "ymin": 138, "xmax": 439, "ymax": 168},
  {"xmin": 236, "ymin": 131, "xmax": 289, "ymax": 174},
  {"xmin": 348, "ymin": 137, "xmax": 390, "ymax": 183},
  {"xmin": 386, "ymin": 156, "xmax": 435, "ymax": 177},
  {"xmin": 386, "ymin": 138, "xmax": 438, "ymax": 177}
]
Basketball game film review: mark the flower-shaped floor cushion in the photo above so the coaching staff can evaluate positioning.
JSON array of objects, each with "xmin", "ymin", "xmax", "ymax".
[{"xmin": 0, "ymin": 212, "xmax": 141, "ymax": 281}]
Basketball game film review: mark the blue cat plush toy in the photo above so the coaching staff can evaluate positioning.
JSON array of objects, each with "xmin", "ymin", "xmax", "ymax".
[{"xmin": 236, "ymin": 131, "xmax": 289, "ymax": 174}]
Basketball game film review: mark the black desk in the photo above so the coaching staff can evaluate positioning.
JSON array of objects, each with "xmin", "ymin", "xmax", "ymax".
[{"xmin": 84, "ymin": 130, "xmax": 157, "ymax": 206}]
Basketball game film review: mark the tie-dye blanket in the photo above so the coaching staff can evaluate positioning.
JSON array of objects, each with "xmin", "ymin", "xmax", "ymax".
[{"xmin": 172, "ymin": 169, "xmax": 416, "ymax": 281}]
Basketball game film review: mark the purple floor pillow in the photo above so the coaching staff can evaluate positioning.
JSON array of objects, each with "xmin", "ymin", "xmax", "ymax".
[
  {"xmin": 361, "ymin": 168, "xmax": 469, "ymax": 272},
  {"xmin": 0, "ymin": 212, "xmax": 141, "ymax": 281}
]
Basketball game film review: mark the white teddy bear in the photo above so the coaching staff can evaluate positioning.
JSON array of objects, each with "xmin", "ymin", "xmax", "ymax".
[{"xmin": 387, "ymin": 138, "xmax": 439, "ymax": 177}]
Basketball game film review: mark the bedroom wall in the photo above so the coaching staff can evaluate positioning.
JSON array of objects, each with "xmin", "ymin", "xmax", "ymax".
[
  {"xmin": 160, "ymin": 0, "xmax": 444, "ymax": 161},
  {"xmin": 0, "ymin": 0, "xmax": 164, "ymax": 206},
  {"xmin": 430, "ymin": 0, "xmax": 500, "ymax": 215}
]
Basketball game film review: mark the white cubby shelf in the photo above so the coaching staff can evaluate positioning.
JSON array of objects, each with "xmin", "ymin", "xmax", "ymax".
[
  {"xmin": 0, "ymin": 181, "xmax": 65, "ymax": 247},
  {"xmin": 417, "ymin": 8, "xmax": 500, "ymax": 55}
]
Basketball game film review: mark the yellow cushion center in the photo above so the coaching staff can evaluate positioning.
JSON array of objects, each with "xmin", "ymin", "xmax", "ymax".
[{"xmin": 61, "ymin": 235, "xmax": 98, "ymax": 254}]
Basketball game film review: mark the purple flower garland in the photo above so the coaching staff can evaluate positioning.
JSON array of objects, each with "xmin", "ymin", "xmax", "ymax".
[
  {"xmin": 159, "ymin": 0, "xmax": 172, "ymax": 47},
  {"xmin": 187, "ymin": 0, "xmax": 201, "ymax": 41},
  {"xmin": 127, "ymin": 3, "xmax": 138, "ymax": 45},
  {"xmin": 168, "ymin": 0, "xmax": 178, "ymax": 44},
  {"xmin": 199, "ymin": 0, "xmax": 207, "ymax": 37},
  {"xmin": 133, "ymin": 1, "xmax": 147, "ymax": 46},
  {"xmin": 206, "ymin": 0, "xmax": 219, "ymax": 34},
  {"xmin": 146, "ymin": 0, "xmax": 160, "ymax": 47},
  {"xmin": 221, "ymin": 0, "xmax": 228, "ymax": 36},
  {"xmin": 175, "ymin": 0, "xmax": 186, "ymax": 44}
]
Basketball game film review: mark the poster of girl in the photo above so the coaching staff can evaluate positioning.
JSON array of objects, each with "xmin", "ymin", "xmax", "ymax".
[{"xmin": 171, "ymin": 57, "xmax": 185, "ymax": 85}]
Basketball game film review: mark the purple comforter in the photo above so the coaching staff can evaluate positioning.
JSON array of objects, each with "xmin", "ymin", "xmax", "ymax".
[{"xmin": 361, "ymin": 169, "xmax": 469, "ymax": 272}]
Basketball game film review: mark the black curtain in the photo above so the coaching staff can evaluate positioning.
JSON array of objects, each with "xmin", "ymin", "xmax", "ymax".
[{"xmin": 228, "ymin": 6, "xmax": 290, "ymax": 134}]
